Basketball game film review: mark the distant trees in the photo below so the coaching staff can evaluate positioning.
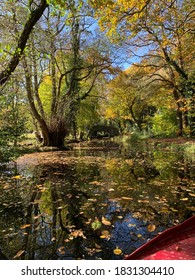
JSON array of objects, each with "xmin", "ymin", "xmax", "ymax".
[{"xmin": 91, "ymin": 0, "xmax": 195, "ymax": 136}]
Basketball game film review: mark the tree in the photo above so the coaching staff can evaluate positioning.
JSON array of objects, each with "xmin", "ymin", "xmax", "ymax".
[
  {"xmin": 103, "ymin": 64, "xmax": 159, "ymax": 132},
  {"xmin": 0, "ymin": 0, "xmax": 48, "ymax": 86},
  {"xmin": 91, "ymin": 0, "xmax": 195, "ymax": 136},
  {"xmin": 22, "ymin": 1, "xmax": 113, "ymax": 147}
]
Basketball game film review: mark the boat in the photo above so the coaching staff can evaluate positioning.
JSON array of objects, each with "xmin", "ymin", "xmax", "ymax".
[{"xmin": 125, "ymin": 215, "xmax": 195, "ymax": 260}]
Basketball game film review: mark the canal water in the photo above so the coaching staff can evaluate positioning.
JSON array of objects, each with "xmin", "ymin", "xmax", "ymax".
[{"xmin": 0, "ymin": 138, "xmax": 195, "ymax": 259}]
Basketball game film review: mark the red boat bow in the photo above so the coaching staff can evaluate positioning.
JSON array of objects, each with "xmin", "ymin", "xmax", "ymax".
[{"xmin": 125, "ymin": 215, "xmax": 195, "ymax": 260}]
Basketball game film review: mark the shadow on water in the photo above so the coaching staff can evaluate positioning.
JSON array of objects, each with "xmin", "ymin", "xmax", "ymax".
[{"xmin": 0, "ymin": 138, "xmax": 195, "ymax": 259}]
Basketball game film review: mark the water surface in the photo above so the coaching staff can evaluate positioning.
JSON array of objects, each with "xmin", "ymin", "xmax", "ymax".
[{"xmin": 0, "ymin": 138, "xmax": 195, "ymax": 259}]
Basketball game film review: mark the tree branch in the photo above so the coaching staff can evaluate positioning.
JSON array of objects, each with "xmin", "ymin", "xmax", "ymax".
[{"xmin": 0, "ymin": 0, "xmax": 48, "ymax": 86}]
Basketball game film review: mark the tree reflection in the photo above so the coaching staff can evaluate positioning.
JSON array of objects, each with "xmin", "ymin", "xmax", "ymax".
[{"xmin": 0, "ymin": 141, "xmax": 194, "ymax": 259}]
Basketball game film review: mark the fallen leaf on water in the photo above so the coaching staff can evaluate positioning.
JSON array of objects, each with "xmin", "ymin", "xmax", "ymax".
[
  {"xmin": 121, "ymin": 197, "xmax": 133, "ymax": 201},
  {"xmin": 20, "ymin": 224, "xmax": 31, "ymax": 229},
  {"xmin": 170, "ymin": 207, "xmax": 178, "ymax": 212},
  {"xmin": 128, "ymin": 223, "xmax": 136, "ymax": 227},
  {"xmin": 100, "ymin": 230, "xmax": 111, "ymax": 239},
  {"xmin": 102, "ymin": 217, "xmax": 111, "ymax": 226},
  {"xmin": 147, "ymin": 224, "xmax": 156, "ymax": 232},
  {"xmin": 12, "ymin": 175, "xmax": 21, "ymax": 179},
  {"xmin": 70, "ymin": 229, "xmax": 86, "ymax": 239},
  {"xmin": 91, "ymin": 218, "xmax": 102, "ymax": 230},
  {"xmin": 14, "ymin": 250, "xmax": 25, "ymax": 259},
  {"xmin": 113, "ymin": 247, "xmax": 122, "ymax": 255}
]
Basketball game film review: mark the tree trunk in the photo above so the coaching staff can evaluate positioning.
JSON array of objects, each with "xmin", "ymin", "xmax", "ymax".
[{"xmin": 42, "ymin": 130, "xmax": 67, "ymax": 147}]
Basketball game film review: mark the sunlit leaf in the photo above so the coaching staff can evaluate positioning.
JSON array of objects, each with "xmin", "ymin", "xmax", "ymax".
[
  {"xmin": 170, "ymin": 207, "xmax": 178, "ymax": 212},
  {"xmin": 20, "ymin": 224, "xmax": 31, "ymax": 229},
  {"xmin": 102, "ymin": 217, "xmax": 111, "ymax": 226},
  {"xmin": 121, "ymin": 197, "xmax": 133, "ymax": 200},
  {"xmin": 113, "ymin": 247, "xmax": 122, "ymax": 255},
  {"xmin": 128, "ymin": 223, "xmax": 136, "ymax": 227},
  {"xmin": 147, "ymin": 224, "xmax": 156, "ymax": 232},
  {"xmin": 137, "ymin": 234, "xmax": 142, "ymax": 238},
  {"xmin": 138, "ymin": 199, "xmax": 149, "ymax": 203},
  {"xmin": 180, "ymin": 197, "xmax": 189, "ymax": 201},
  {"xmin": 100, "ymin": 230, "xmax": 111, "ymax": 239},
  {"xmin": 13, "ymin": 250, "xmax": 25, "ymax": 259},
  {"xmin": 117, "ymin": 216, "xmax": 123, "ymax": 219},
  {"xmin": 91, "ymin": 218, "xmax": 102, "ymax": 230},
  {"xmin": 70, "ymin": 229, "xmax": 86, "ymax": 239},
  {"xmin": 160, "ymin": 208, "xmax": 169, "ymax": 213},
  {"xmin": 12, "ymin": 175, "xmax": 21, "ymax": 179}
]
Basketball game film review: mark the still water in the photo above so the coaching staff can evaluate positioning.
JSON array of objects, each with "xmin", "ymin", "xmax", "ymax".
[{"xmin": 0, "ymin": 138, "xmax": 195, "ymax": 259}]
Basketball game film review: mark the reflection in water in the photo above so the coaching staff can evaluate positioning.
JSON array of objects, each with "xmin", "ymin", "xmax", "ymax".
[{"xmin": 0, "ymin": 139, "xmax": 195, "ymax": 259}]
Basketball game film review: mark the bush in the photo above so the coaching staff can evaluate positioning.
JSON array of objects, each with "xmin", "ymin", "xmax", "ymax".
[{"xmin": 151, "ymin": 109, "xmax": 178, "ymax": 137}]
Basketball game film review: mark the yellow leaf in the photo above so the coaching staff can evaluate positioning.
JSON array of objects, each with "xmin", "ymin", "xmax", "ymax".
[
  {"xmin": 147, "ymin": 224, "xmax": 156, "ymax": 232},
  {"xmin": 113, "ymin": 247, "xmax": 122, "ymax": 255},
  {"xmin": 20, "ymin": 224, "xmax": 31, "ymax": 229},
  {"xmin": 70, "ymin": 230, "xmax": 86, "ymax": 239},
  {"xmin": 180, "ymin": 197, "xmax": 189, "ymax": 201},
  {"xmin": 137, "ymin": 234, "xmax": 142, "ymax": 238},
  {"xmin": 117, "ymin": 216, "xmax": 123, "ymax": 219},
  {"xmin": 100, "ymin": 230, "xmax": 111, "ymax": 239},
  {"xmin": 121, "ymin": 197, "xmax": 133, "ymax": 200},
  {"xmin": 13, "ymin": 250, "xmax": 25, "ymax": 259},
  {"xmin": 101, "ymin": 230, "xmax": 110, "ymax": 236},
  {"xmin": 102, "ymin": 217, "xmax": 111, "ymax": 226},
  {"xmin": 128, "ymin": 223, "xmax": 136, "ymax": 227},
  {"xmin": 12, "ymin": 175, "xmax": 21, "ymax": 179}
]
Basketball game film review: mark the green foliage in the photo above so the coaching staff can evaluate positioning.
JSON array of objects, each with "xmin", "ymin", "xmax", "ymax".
[{"xmin": 151, "ymin": 109, "xmax": 178, "ymax": 137}]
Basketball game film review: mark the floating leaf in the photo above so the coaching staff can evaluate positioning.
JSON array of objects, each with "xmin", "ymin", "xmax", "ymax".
[
  {"xmin": 128, "ymin": 223, "xmax": 136, "ymax": 227},
  {"xmin": 137, "ymin": 234, "xmax": 142, "ymax": 238},
  {"xmin": 102, "ymin": 217, "xmax": 111, "ymax": 226},
  {"xmin": 12, "ymin": 175, "xmax": 21, "ymax": 179},
  {"xmin": 13, "ymin": 250, "xmax": 25, "ymax": 259},
  {"xmin": 70, "ymin": 229, "xmax": 86, "ymax": 239},
  {"xmin": 160, "ymin": 208, "xmax": 169, "ymax": 213},
  {"xmin": 113, "ymin": 247, "xmax": 122, "ymax": 255},
  {"xmin": 20, "ymin": 224, "xmax": 31, "ymax": 229},
  {"xmin": 100, "ymin": 230, "xmax": 111, "ymax": 239},
  {"xmin": 121, "ymin": 197, "xmax": 133, "ymax": 201},
  {"xmin": 117, "ymin": 216, "xmax": 123, "ymax": 219},
  {"xmin": 147, "ymin": 224, "xmax": 156, "ymax": 232},
  {"xmin": 170, "ymin": 207, "xmax": 178, "ymax": 212},
  {"xmin": 91, "ymin": 218, "xmax": 102, "ymax": 230}
]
